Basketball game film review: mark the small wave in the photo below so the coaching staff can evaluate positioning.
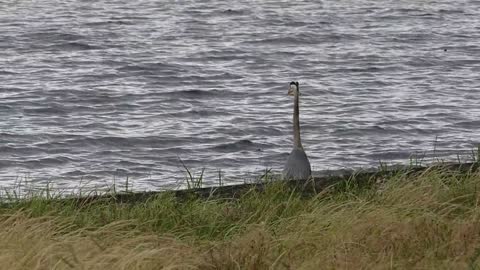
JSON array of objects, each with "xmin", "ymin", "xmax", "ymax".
[
  {"xmin": 0, "ymin": 146, "xmax": 42, "ymax": 155},
  {"xmin": 438, "ymin": 9, "xmax": 465, "ymax": 15},
  {"xmin": 170, "ymin": 108, "xmax": 225, "ymax": 118},
  {"xmin": 26, "ymin": 31, "xmax": 85, "ymax": 42},
  {"xmin": 450, "ymin": 120, "xmax": 480, "ymax": 129},
  {"xmin": 23, "ymin": 106, "xmax": 68, "ymax": 115},
  {"xmin": 0, "ymin": 70, "xmax": 17, "ymax": 75},
  {"xmin": 331, "ymin": 125, "xmax": 411, "ymax": 137},
  {"xmin": 366, "ymin": 151, "xmax": 414, "ymax": 160},
  {"xmin": 117, "ymin": 62, "xmax": 188, "ymax": 76},
  {"xmin": 0, "ymin": 160, "xmax": 15, "ymax": 169},
  {"xmin": 173, "ymin": 89, "xmax": 224, "ymax": 98},
  {"xmin": 24, "ymin": 156, "xmax": 74, "ymax": 168},
  {"xmin": 61, "ymin": 135, "xmax": 190, "ymax": 149},
  {"xmin": 59, "ymin": 42, "xmax": 100, "ymax": 51},
  {"xmin": 63, "ymin": 170, "xmax": 86, "ymax": 176},
  {"xmin": 84, "ymin": 19, "xmax": 134, "ymax": 26},
  {"xmin": 222, "ymin": 9, "xmax": 247, "ymax": 15},
  {"xmin": 246, "ymin": 36, "xmax": 313, "ymax": 45},
  {"xmin": 212, "ymin": 139, "xmax": 257, "ymax": 152},
  {"xmin": 329, "ymin": 66, "xmax": 387, "ymax": 73}
]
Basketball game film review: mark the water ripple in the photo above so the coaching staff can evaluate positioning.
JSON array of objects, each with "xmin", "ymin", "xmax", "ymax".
[{"xmin": 0, "ymin": 0, "xmax": 479, "ymax": 191}]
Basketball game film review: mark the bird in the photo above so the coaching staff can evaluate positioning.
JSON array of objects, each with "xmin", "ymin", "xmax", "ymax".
[{"xmin": 282, "ymin": 81, "xmax": 312, "ymax": 180}]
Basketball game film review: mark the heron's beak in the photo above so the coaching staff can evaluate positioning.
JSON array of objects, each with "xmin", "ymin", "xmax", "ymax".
[{"xmin": 287, "ymin": 88, "xmax": 294, "ymax": 96}]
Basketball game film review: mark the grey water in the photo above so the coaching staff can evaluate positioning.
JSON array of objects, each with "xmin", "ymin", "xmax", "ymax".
[{"xmin": 1, "ymin": 0, "xmax": 480, "ymax": 192}]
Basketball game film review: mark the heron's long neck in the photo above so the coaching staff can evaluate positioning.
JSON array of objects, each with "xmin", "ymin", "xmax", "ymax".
[{"xmin": 293, "ymin": 91, "xmax": 303, "ymax": 149}]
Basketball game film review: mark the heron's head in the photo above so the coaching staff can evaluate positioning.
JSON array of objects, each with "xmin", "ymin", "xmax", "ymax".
[{"xmin": 288, "ymin": 81, "xmax": 299, "ymax": 96}]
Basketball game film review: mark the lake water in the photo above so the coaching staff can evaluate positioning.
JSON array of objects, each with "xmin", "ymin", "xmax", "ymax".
[{"xmin": 1, "ymin": 0, "xmax": 480, "ymax": 192}]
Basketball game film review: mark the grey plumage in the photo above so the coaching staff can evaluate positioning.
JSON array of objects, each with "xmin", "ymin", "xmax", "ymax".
[
  {"xmin": 282, "ymin": 81, "xmax": 312, "ymax": 180},
  {"xmin": 283, "ymin": 147, "xmax": 311, "ymax": 180}
]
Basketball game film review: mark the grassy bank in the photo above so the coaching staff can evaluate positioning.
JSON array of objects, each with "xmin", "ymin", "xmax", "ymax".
[{"xmin": 2, "ymin": 165, "xmax": 480, "ymax": 269}]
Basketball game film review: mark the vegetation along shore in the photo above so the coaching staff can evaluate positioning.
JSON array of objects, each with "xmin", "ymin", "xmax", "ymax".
[{"xmin": 2, "ymin": 162, "xmax": 480, "ymax": 269}]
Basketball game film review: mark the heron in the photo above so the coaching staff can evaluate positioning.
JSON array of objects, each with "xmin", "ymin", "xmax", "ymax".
[{"xmin": 282, "ymin": 81, "xmax": 312, "ymax": 180}]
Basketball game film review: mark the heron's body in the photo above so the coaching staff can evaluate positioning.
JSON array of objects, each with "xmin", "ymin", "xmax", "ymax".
[
  {"xmin": 283, "ymin": 147, "xmax": 311, "ymax": 180},
  {"xmin": 282, "ymin": 81, "xmax": 312, "ymax": 180}
]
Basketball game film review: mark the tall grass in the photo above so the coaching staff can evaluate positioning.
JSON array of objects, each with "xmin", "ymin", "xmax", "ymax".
[{"xmin": 1, "ymin": 166, "xmax": 480, "ymax": 269}]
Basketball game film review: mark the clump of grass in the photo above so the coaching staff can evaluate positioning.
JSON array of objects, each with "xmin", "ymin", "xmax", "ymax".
[
  {"xmin": 180, "ymin": 158, "xmax": 205, "ymax": 189},
  {"xmin": 0, "ymin": 213, "xmax": 208, "ymax": 269},
  {"xmin": 1, "ymin": 165, "xmax": 480, "ymax": 269}
]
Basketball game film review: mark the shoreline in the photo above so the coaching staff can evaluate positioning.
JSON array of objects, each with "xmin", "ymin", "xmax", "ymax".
[{"xmin": 50, "ymin": 161, "xmax": 479, "ymax": 205}]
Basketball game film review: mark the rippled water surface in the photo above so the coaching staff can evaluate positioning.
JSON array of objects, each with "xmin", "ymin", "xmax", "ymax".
[{"xmin": 1, "ymin": 0, "xmax": 480, "ymax": 191}]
